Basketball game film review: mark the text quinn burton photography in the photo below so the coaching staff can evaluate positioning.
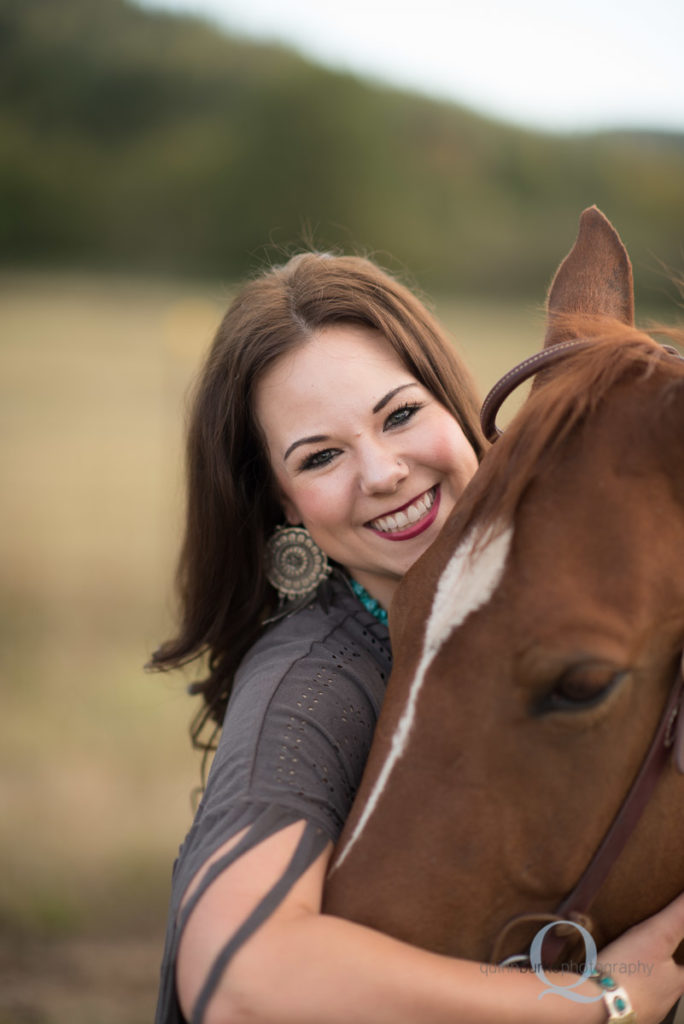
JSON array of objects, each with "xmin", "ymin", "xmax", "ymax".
[{"xmin": 479, "ymin": 960, "xmax": 655, "ymax": 979}]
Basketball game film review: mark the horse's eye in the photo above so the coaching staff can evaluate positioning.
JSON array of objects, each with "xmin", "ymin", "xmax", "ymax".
[{"xmin": 540, "ymin": 665, "xmax": 627, "ymax": 714}]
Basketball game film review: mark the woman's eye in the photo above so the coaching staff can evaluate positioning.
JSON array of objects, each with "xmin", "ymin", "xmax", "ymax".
[
  {"xmin": 384, "ymin": 402, "xmax": 423, "ymax": 430},
  {"xmin": 299, "ymin": 448, "xmax": 339, "ymax": 471},
  {"xmin": 537, "ymin": 666, "xmax": 628, "ymax": 714}
]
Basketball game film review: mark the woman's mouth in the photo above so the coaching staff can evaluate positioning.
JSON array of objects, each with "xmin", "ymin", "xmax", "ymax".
[{"xmin": 365, "ymin": 486, "xmax": 440, "ymax": 541}]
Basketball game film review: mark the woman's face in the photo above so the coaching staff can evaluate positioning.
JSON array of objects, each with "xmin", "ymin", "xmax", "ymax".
[{"xmin": 255, "ymin": 322, "xmax": 479, "ymax": 608}]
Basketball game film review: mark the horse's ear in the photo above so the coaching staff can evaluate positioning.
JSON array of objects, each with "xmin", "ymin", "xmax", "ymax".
[{"xmin": 544, "ymin": 206, "xmax": 635, "ymax": 348}]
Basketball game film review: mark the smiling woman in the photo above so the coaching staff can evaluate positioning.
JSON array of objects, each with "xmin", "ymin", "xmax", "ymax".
[
  {"xmin": 255, "ymin": 322, "xmax": 479, "ymax": 608},
  {"xmin": 149, "ymin": 251, "xmax": 684, "ymax": 1024}
]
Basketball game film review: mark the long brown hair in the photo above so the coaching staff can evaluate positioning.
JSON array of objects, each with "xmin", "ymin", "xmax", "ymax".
[{"xmin": 149, "ymin": 252, "xmax": 485, "ymax": 743}]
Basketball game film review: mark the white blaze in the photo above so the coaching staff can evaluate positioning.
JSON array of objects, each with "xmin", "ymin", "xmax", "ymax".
[{"xmin": 331, "ymin": 521, "xmax": 513, "ymax": 873}]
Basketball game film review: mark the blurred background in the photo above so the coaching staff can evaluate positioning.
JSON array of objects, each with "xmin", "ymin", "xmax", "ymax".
[{"xmin": 1, "ymin": 1, "xmax": 682, "ymax": 1020}]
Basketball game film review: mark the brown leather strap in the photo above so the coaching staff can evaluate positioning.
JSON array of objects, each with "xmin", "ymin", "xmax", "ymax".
[
  {"xmin": 676, "ymin": 655, "xmax": 684, "ymax": 773},
  {"xmin": 492, "ymin": 660, "xmax": 684, "ymax": 967},
  {"xmin": 481, "ymin": 341, "xmax": 683, "ymax": 444},
  {"xmin": 539, "ymin": 659, "xmax": 684, "ymax": 966},
  {"xmin": 480, "ymin": 339, "xmax": 593, "ymax": 442}
]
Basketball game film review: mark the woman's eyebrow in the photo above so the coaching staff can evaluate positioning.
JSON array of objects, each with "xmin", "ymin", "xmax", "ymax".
[
  {"xmin": 284, "ymin": 434, "xmax": 328, "ymax": 462},
  {"xmin": 372, "ymin": 382, "xmax": 419, "ymax": 414}
]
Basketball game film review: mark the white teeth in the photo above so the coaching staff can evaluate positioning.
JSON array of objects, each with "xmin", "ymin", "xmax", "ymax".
[{"xmin": 368, "ymin": 487, "xmax": 436, "ymax": 534}]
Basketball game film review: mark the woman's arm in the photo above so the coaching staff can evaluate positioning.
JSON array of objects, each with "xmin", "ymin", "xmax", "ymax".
[{"xmin": 176, "ymin": 821, "xmax": 684, "ymax": 1024}]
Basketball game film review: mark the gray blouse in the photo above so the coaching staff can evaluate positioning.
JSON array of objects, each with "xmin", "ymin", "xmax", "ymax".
[{"xmin": 155, "ymin": 573, "xmax": 392, "ymax": 1024}]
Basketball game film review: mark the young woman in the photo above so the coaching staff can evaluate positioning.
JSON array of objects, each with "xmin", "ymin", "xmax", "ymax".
[{"xmin": 152, "ymin": 253, "xmax": 684, "ymax": 1024}]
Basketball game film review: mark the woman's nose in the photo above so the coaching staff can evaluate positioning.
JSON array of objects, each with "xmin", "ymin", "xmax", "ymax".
[{"xmin": 358, "ymin": 442, "xmax": 409, "ymax": 496}]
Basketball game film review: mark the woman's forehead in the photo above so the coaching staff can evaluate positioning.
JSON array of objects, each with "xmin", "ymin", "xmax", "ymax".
[
  {"xmin": 262, "ymin": 326, "xmax": 415, "ymax": 396},
  {"xmin": 254, "ymin": 326, "xmax": 421, "ymax": 445}
]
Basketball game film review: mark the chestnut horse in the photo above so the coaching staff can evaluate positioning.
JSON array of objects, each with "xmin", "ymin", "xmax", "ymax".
[{"xmin": 324, "ymin": 209, "xmax": 684, "ymax": 996}]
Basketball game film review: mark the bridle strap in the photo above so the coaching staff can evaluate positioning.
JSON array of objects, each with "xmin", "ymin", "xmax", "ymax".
[
  {"xmin": 480, "ymin": 339, "xmax": 593, "ymax": 442},
  {"xmin": 480, "ymin": 339, "xmax": 682, "ymax": 443},
  {"xmin": 496, "ymin": 657, "xmax": 684, "ymax": 967}
]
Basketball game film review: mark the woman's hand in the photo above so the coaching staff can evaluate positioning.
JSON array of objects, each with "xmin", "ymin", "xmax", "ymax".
[{"xmin": 598, "ymin": 891, "xmax": 684, "ymax": 1024}]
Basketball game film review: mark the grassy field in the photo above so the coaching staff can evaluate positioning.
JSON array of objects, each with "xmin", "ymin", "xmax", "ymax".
[{"xmin": 0, "ymin": 269, "xmax": 556, "ymax": 1022}]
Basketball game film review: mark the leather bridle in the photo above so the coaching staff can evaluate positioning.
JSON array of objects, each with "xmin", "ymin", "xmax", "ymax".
[{"xmin": 481, "ymin": 340, "xmax": 684, "ymax": 967}]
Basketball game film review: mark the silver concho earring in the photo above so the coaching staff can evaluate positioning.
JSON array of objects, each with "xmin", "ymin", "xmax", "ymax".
[{"xmin": 265, "ymin": 526, "xmax": 331, "ymax": 601}]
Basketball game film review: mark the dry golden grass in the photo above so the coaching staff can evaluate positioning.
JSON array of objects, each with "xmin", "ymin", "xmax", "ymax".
[{"xmin": 0, "ymin": 270, "xmax": 541, "ymax": 1021}]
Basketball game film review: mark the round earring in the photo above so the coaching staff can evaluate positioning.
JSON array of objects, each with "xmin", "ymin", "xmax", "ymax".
[{"xmin": 265, "ymin": 526, "xmax": 331, "ymax": 601}]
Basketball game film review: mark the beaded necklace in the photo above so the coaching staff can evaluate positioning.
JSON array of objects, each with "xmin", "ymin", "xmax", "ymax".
[{"xmin": 349, "ymin": 578, "xmax": 388, "ymax": 627}]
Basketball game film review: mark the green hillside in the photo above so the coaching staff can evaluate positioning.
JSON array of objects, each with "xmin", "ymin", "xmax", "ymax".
[{"xmin": 1, "ymin": 0, "xmax": 682, "ymax": 299}]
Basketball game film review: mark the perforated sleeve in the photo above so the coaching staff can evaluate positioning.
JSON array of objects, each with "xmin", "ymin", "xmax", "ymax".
[{"xmin": 154, "ymin": 576, "xmax": 391, "ymax": 1024}]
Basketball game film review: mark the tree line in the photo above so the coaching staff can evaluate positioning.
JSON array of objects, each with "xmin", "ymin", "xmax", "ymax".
[{"xmin": 1, "ymin": 0, "xmax": 682, "ymax": 300}]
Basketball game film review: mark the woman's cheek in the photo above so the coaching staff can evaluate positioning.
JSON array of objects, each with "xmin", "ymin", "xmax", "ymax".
[
  {"xmin": 435, "ymin": 425, "xmax": 478, "ymax": 478},
  {"xmin": 296, "ymin": 479, "xmax": 347, "ymax": 530},
  {"xmin": 418, "ymin": 428, "xmax": 464, "ymax": 471}
]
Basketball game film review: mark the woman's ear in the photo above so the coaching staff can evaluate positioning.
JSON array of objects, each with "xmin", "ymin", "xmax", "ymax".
[{"xmin": 280, "ymin": 492, "xmax": 302, "ymax": 526}]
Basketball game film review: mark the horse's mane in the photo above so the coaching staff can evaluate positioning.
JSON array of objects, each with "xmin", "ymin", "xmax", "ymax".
[{"xmin": 457, "ymin": 315, "xmax": 684, "ymax": 547}]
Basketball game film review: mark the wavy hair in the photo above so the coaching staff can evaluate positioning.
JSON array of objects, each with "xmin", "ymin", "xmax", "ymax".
[{"xmin": 149, "ymin": 253, "xmax": 485, "ymax": 744}]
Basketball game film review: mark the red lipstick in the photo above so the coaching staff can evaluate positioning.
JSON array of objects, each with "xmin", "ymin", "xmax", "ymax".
[{"xmin": 365, "ymin": 485, "xmax": 441, "ymax": 542}]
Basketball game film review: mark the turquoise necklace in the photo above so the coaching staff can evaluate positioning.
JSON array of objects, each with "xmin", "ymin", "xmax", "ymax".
[{"xmin": 349, "ymin": 578, "xmax": 388, "ymax": 626}]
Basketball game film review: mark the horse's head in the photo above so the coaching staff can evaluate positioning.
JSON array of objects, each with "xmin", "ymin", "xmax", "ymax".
[{"xmin": 325, "ymin": 208, "xmax": 684, "ymax": 965}]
